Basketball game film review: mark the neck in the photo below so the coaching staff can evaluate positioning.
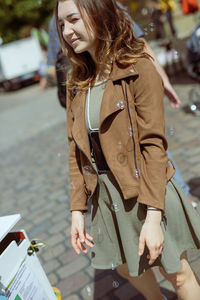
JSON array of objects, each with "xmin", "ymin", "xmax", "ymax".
[
  {"xmin": 95, "ymin": 64, "xmax": 112, "ymax": 84},
  {"xmin": 88, "ymin": 49, "xmax": 112, "ymax": 83}
]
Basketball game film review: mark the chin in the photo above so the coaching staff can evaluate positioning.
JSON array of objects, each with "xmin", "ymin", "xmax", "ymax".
[{"xmin": 73, "ymin": 47, "xmax": 86, "ymax": 54}]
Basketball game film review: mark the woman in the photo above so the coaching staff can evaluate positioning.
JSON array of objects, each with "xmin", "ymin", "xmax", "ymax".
[{"xmin": 56, "ymin": 0, "xmax": 200, "ymax": 299}]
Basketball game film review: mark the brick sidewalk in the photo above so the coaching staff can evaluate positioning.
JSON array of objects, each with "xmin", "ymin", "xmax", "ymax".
[{"xmin": 0, "ymin": 75, "xmax": 200, "ymax": 299}]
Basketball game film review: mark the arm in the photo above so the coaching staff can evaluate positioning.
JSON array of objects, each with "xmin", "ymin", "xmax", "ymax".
[
  {"xmin": 142, "ymin": 38, "xmax": 181, "ymax": 108},
  {"xmin": 131, "ymin": 58, "xmax": 168, "ymax": 210},
  {"xmin": 66, "ymin": 96, "xmax": 94, "ymax": 254},
  {"xmin": 130, "ymin": 58, "xmax": 167, "ymax": 264}
]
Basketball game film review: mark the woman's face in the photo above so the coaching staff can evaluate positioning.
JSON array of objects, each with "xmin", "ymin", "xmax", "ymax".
[{"xmin": 58, "ymin": 0, "xmax": 97, "ymax": 56}]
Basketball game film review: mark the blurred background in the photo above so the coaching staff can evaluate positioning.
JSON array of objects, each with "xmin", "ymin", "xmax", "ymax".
[{"xmin": 0, "ymin": 1, "xmax": 200, "ymax": 300}]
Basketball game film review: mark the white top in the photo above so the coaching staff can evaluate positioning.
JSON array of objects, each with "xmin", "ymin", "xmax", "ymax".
[{"xmin": 86, "ymin": 80, "xmax": 107, "ymax": 131}]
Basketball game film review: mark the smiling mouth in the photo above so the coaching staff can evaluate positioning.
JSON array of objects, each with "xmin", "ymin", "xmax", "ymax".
[{"xmin": 71, "ymin": 38, "xmax": 80, "ymax": 45}]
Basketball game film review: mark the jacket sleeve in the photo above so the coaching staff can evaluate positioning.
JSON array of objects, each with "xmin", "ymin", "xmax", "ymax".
[
  {"xmin": 131, "ymin": 58, "xmax": 168, "ymax": 210},
  {"xmin": 66, "ymin": 95, "xmax": 88, "ymax": 212}
]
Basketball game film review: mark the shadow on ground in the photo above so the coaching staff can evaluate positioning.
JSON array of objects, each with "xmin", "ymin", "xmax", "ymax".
[{"xmin": 92, "ymin": 269, "xmax": 177, "ymax": 300}]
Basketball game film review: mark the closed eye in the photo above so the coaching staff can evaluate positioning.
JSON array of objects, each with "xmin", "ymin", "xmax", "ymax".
[{"xmin": 70, "ymin": 17, "xmax": 79, "ymax": 23}]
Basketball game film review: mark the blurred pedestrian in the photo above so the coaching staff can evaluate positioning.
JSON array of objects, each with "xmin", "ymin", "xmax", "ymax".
[
  {"xmin": 186, "ymin": 21, "xmax": 200, "ymax": 82},
  {"xmin": 159, "ymin": 0, "xmax": 177, "ymax": 36},
  {"xmin": 47, "ymin": 15, "xmax": 60, "ymax": 85},
  {"xmin": 56, "ymin": 1, "xmax": 200, "ymax": 299},
  {"xmin": 146, "ymin": 0, "xmax": 166, "ymax": 39},
  {"xmin": 38, "ymin": 43, "xmax": 48, "ymax": 90}
]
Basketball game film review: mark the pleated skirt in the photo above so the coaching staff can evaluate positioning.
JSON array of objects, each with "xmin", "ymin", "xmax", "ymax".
[{"xmin": 90, "ymin": 172, "xmax": 200, "ymax": 276}]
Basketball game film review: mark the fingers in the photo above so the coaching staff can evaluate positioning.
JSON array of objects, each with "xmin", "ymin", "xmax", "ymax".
[
  {"xmin": 138, "ymin": 235, "xmax": 145, "ymax": 256},
  {"xmin": 148, "ymin": 243, "xmax": 164, "ymax": 265},
  {"xmin": 71, "ymin": 233, "xmax": 81, "ymax": 255},
  {"xmin": 71, "ymin": 230, "xmax": 94, "ymax": 254},
  {"xmin": 77, "ymin": 239, "xmax": 88, "ymax": 254},
  {"xmin": 86, "ymin": 232, "xmax": 93, "ymax": 241},
  {"xmin": 71, "ymin": 224, "xmax": 84, "ymax": 254}
]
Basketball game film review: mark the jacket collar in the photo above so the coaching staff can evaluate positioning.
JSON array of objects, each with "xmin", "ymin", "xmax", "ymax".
[{"xmin": 109, "ymin": 61, "xmax": 139, "ymax": 82}]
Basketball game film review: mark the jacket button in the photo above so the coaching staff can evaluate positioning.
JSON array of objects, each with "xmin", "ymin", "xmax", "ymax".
[
  {"xmin": 117, "ymin": 100, "xmax": 125, "ymax": 110},
  {"xmin": 130, "ymin": 69, "xmax": 134, "ymax": 73}
]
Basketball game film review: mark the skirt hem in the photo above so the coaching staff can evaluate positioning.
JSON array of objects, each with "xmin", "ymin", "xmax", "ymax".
[{"xmin": 91, "ymin": 245, "xmax": 200, "ymax": 276}]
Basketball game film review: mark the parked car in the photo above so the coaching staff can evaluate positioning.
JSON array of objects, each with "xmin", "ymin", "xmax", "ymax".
[{"xmin": 0, "ymin": 36, "xmax": 43, "ymax": 91}]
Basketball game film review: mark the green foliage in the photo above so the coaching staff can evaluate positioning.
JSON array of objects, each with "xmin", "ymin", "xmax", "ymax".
[{"xmin": 0, "ymin": 0, "xmax": 56, "ymax": 44}]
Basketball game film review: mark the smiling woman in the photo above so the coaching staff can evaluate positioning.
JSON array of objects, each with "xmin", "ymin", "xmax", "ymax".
[
  {"xmin": 55, "ymin": 1, "xmax": 200, "ymax": 299},
  {"xmin": 57, "ymin": 0, "xmax": 96, "ymax": 56},
  {"xmin": 55, "ymin": 0, "xmax": 148, "ymax": 93}
]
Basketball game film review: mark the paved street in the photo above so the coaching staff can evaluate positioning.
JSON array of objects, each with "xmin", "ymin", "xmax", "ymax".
[{"xmin": 0, "ymin": 66, "xmax": 200, "ymax": 299}]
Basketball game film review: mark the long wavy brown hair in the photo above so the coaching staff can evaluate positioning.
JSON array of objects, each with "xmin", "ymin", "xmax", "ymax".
[{"xmin": 55, "ymin": 0, "xmax": 149, "ymax": 98}]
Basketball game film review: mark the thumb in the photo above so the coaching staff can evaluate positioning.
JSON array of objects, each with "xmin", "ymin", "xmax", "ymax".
[{"xmin": 138, "ymin": 235, "xmax": 145, "ymax": 256}]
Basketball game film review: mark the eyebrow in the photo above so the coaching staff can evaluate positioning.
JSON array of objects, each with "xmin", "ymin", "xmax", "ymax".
[
  {"xmin": 67, "ymin": 13, "xmax": 79, "ymax": 18},
  {"xmin": 58, "ymin": 12, "xmax": 79, "ymax": 21}
]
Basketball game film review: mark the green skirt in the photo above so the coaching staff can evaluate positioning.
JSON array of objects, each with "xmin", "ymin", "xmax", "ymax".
[{"xmin": 90, "ymin": 172, "xmax": 200, "ymax": 276}]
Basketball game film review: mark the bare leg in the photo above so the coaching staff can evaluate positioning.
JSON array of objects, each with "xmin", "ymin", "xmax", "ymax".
[
  {"xmin": 159, "ymin": 252, "xmax": 200, "ymax": 300},
  {"xmin": 117, "ymin": 264, "xmax": 163, "ymax": 300}
]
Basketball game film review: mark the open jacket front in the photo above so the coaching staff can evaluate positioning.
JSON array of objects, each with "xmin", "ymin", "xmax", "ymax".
[{"xmin": 66, "ymin": 58, "xmax": 175, "ymax": 212}]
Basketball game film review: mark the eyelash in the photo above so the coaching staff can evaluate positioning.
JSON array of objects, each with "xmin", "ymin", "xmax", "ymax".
[
  {"xmin": 60, "ymin": 18, "xmax": 79, "ymax": 31},
  {"xmin": 71, "ymin": 18, "xmax": 79, "ymax": 23}
]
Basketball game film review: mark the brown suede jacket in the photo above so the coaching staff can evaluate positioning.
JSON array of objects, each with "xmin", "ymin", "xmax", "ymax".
[{"xmin": 66, "ymin": 57, "xmax": 175, "ymax": 212}]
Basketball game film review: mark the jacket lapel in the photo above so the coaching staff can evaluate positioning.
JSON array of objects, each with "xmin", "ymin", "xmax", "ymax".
[
  {"xmin": 71, "ymin": 91, "xmax": 92, "ymax": 163},
  {"xmin": 99, "ymin": 64, "xmax": 138, "ymax": 131},
  {"xmin": 69, "ymin": 63, "xmax": 138, "ymax": 158},
  {"xmin": 99, "ymin": 79, "xmax": 125, "ymax": 131}
]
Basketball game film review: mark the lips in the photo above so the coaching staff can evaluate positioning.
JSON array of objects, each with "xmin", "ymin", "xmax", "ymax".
[{"xmin": 71, "ymin": 38, "xmax": 80, "ymax": 45}]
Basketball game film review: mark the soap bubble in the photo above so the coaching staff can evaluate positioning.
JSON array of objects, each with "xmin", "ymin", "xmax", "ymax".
[
  {"xmin": 112, "ymin": 281, "xmax": 120, "ymax": 289},
  {"xmin": 70, "ymin": 182, "xmax": 76, "ymax": 190},
  {"xmin": 111, "ymin": 263, "xmax": 115, "ymax": 270},
  {"xmin": 173, "ymin": 50, "xmax": 180, "ymax": 61},
  {"xmin": 117, "ymin": 141, "xmax": 123, "ymax": 150},
  {"xmin": 85, "ymin": 285, "xmax": 92, "ymax": 296},
  {"xmin": 117, "ymin": 100, "xmax": 126, "ymax": 110},
  {"xmin": 83, "ymin": 165, "xmax": 93, "ymax": 175},
  {"xmin": 143, "ymin": 27, "xmax": 148, "ymax": 36},
  {"xmin": 96, "ymin": 228, "xmax": 104, "ymax": 244},
  {"xmin": 128, "ymin": 126, "xmax": 133, "ymax": 136},
  {"xmin": 190, "ymin": 104, "xmax": 197, "ymax": 111},
  {"xmin": 149, "ymin": 22, "xmax": 155, "ymax": 32},
  {"xmin": 141, "ymin": 8, "xmax": 148, "ymax": 16},
  {"xmin": 111, "ymin": 203, "xmax": 120, "ymax": 212},
  {"xmin": 169, "ymin": 126, "xmax": 176, "ymax": 136}
]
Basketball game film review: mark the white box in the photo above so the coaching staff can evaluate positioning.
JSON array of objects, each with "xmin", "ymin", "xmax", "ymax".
[{"xmin": 0, "ymin": 214, "xmax": 57, "ymax": 300}]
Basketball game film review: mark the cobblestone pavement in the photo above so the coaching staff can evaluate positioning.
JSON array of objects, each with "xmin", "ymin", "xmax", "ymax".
[{"xmin": 1, "ymin": 71, "xmax": 200, "ymax": 299}]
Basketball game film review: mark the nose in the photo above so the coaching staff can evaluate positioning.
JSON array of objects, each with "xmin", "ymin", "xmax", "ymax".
[{"xmin": 62, "ymin": 21, "xmax": 73, "ymax": 38}]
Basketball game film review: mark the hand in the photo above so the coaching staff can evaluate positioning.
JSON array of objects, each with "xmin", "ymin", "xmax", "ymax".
[
  {"xmin": 71, "ymin": 211, "xmax": 94, "ymax": 254},
  {"xmin": 138, "ymin": 211, "xmax": 164, "ymax": 265},
  {"xmin": 164, "ymin": 80, "xmax": 181, "ymax": 108}
]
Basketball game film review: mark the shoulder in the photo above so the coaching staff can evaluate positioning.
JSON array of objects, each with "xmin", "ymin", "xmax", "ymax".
[
  {"xmin": 128, "ymin": 57, "xmax": 163, "ymax": 97},
  {"xmin": 133, "ymin": 57, "xmax": 158, "ymax": 76},
  {"xmin": 131, "ymin": 57, "xmax": 162, "ymax": 86}
]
